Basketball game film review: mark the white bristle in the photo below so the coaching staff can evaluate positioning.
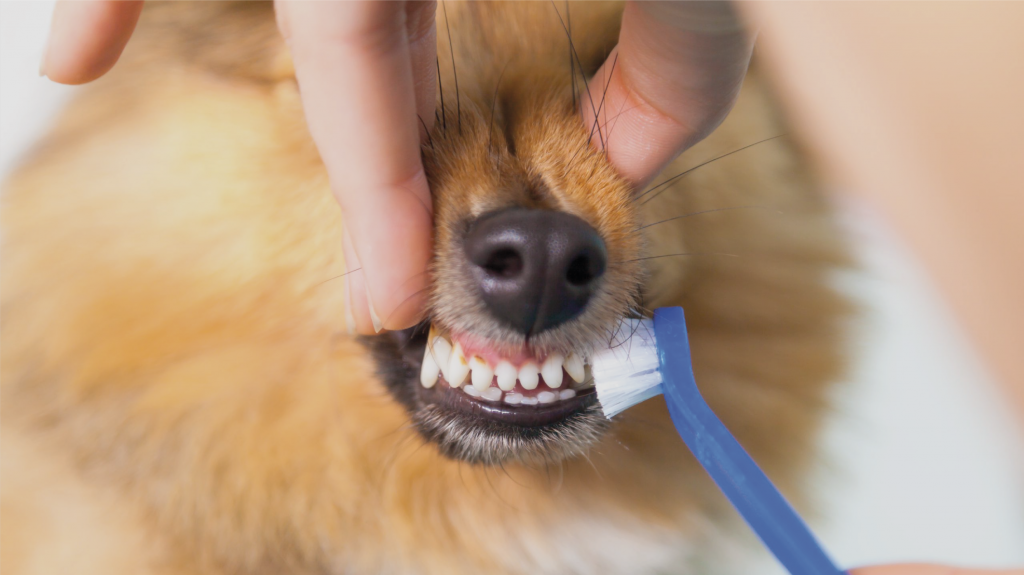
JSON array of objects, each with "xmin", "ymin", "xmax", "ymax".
[{"xmin": 589, "ymin": 319, "xmax": 663, "ymax": 418}]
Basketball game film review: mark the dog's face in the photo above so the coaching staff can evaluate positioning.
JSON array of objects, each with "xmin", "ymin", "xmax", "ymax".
[
  {"xmin": 375, "ymin": 67, "xmax": 646, "ymax": 466},
  {"xmin": 1, "ymin": 3, "xmax": 851, "ymax": 575}
]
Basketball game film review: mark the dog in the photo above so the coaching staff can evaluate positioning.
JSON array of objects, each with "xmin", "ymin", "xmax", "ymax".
[{"xmin": 1, "ymin": 3, "xmax": 851, "ymax": 574}]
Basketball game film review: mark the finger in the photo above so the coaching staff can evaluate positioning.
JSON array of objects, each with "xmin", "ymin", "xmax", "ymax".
[
  {"xmin": 342, "ymin": 227, "xmax": 373, "ymax": 334},
  {"xmin": 849, "ymin": 564, "xmax": 1024, "ymax": 575},
  {"xmin": 581, "ymin": 1, "xmax": 754, "ymax": 189},
  {"xmin": 42, "ymin": 0, "xmax": 143, "ymax": 84},
  {"xmin": 277, "ymin": 1, "xmax": 436, "ymax": 333}
]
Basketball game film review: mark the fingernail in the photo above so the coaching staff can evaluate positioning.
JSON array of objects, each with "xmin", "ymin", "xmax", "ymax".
[
  {"xmin": 367, "ymin": 296, "xmax": 384, "ymax": 334},
  {"xmin": 343, "ymin": 274, "xmax": 357, "ymax": 336}
]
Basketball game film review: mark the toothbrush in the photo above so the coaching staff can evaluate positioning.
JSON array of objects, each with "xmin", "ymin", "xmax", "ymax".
[{"xmin": 590, "ymin": 307, "xmax": 845, "ymax": 575}]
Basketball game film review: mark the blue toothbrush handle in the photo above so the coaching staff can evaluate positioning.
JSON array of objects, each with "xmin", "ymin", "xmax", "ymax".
[{"xmin": 654, "ymin": 307, "xmax": 844, "ymax": 575}]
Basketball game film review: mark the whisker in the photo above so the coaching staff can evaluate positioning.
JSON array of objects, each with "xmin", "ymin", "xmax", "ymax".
[
  {"xmin": 601, "ymin": 96, "xmax": 632, "ymax": 150},
  {"xmin": 615, "ymin": 252, "xmax": 739, "ymax": 264},
  {"xmin": 436, "ymin": 57, "xmax": 446, "ymax": 132},
  {"xmin": 380, "ymin": 284, "xmax": 431, "ymax": 330},
  {"xmin": 488, "ymin": 62, "xmax": 512, "ymax": 159},
  {"xmin": 637, "ymin": 134, "xmax": 787, "ymax": 205},
  {"xmin": 549, "ymin": 0, "xmax": 604, "ymax": 149},
  {"xmin": 586, "ymin": 52, "xmax": 618, "ymax": 147},
  {"xmin": 317, "ymin": 267, "xmax": 362, "ymax": 287},
  {"xmin": 417, "ymin": 114, "xmax": 434, "ymax": 153},
  {"xmin": 634, "ymin": 204, "xmax": 783, "ymax": 232},
  {"xmin": 441, "ymin": 1, "xmax": 461, "ymax": 134},
  {"xmin": 566, "ymin": 0, "xmax": 576, "ymax": 110},
  {"xmin": 565, "ymin": 100, "xmax": 642, "ymax": 172}
]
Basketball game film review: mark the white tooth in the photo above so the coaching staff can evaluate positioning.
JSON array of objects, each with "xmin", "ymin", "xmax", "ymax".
[
  {"xmin": 558, "ymin": 389, "xmax": 576, "ymax": 400},
  {"xmin": 517, "ymin": 362, "xmax": 540, "ymax": 390},
  {"xmin": 430, "ymin": 334, "xmax": 453, "ymax": 382},
  {"xmin": 541, "ymin": 353, "xmax": 565, "ymax": 389},
  {"xmin": 520, "ymin": 396, "xmax": 539, "ymax": 406},
  {"xmin": 447, "ymin": 343, "xmax": 470, "ymax": 388},
  {"xmin": 495, "ymin": 361, "xmax": 517, "ymax": 391},
  {"xmin": 537, "ymin": 391, "xmax": 557, "ymax": 404},
  {"xmin": 572, "ymin": 365, "xmax": 594, "ymax": 389},
  {"xmin": 504, "ymin": 393, "xmax": 523, "ymax": 405},
  {"xmin": 420, "ymin": 344, "xmax": 440, "ymax": 388},
  {"xmin": 564, "ymin": 352, "xmax": 585, "ymax": 383},
  {"xmin": 462, "ymin": 385, "xmax": 481, "ymax": 397},
  {"xmin": 470, "ymin": 356, "xmax": 494, "ymax": 391},
  {"xmin": 482, "ymin": 387, "xmax": 502, "ymax": 402}
]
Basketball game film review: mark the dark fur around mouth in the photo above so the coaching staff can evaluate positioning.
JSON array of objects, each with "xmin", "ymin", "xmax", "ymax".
[{"xmin": 360, "ymin": 324, "xmax": 610, "ymax": 465}]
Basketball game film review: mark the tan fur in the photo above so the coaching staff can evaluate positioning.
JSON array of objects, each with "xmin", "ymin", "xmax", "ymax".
[{"xmin": 1, "ymin": 3, "xmax": 850, "ymax": 574}]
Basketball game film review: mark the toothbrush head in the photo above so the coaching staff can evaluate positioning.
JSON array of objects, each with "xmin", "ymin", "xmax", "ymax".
[{"xmin": 589, "ymin": 318, "xmax": 664, "ymax": 418}]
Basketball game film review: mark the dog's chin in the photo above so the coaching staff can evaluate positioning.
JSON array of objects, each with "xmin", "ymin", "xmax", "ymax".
[{"xmin": 362, "ymin": 322, "xmax": 610, "ymax": 465}]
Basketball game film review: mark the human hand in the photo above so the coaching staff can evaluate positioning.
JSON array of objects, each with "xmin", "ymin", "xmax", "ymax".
[
  {"xmin": 850, "ymin": 564, "xmax": 1024, "ymax": 575},
  {"xmin": 41, "ymin": 1, "xmax": 754, "ymax": 334},
  {"xmin": 42, "ymin": 0, "xmax": 437, "ymax": 334},
  {"xmin": 580, "ymin": 1, "xmax": 755, "ymax": 189}
]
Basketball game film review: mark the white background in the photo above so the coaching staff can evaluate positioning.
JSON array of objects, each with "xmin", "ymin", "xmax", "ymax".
[{"xmin": 3, "ymin": 2, "xmax": 1022, "ymax": 571}]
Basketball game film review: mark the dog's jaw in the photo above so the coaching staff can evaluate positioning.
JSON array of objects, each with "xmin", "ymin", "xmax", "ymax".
[{"xmin": 365, "ymin": 322, "xmax": 612, "ymax": 465}]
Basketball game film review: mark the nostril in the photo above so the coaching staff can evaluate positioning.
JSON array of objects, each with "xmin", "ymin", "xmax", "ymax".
[
  {"xmin": 483, "ymin": 248, "xmax": 524, "ymax": 278},
  {"xmin": 463, "ymin": 208, "xmax": 608, "ymax": 335},
  {"xmin": 566, "ymin": 254, "xmax": 596, "ymax": 286}
]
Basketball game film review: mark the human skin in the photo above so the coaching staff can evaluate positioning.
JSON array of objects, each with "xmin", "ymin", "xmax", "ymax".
[
  {"xmin": 741, "ymin": 1, "xmax": 1024, "ymax": 417},
  {"xmin": 851, "ymin": 566, "xmax": 1024, "ymax": 575},
  {"xmin": 36, "ymin": 3, "xmax": 1024, "ymax": 568},
  {"xmin": 41, "ymin": 0, "xmax": 750, "ymax": 335}
]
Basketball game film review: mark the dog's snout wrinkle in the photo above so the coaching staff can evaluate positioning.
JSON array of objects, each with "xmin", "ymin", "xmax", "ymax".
[{"xmin": 464, "ymin": 208, "xmax": 607, "ymax": 336}]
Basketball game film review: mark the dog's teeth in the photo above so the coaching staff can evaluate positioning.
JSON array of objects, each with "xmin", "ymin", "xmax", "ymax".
[
  {"xmin": 420, "ymin": 344, "xmax": 440, "ymax": 388},
  {"xmin": 503, "ymin": 393, "xmax": 523, "ymax": 405},
  {"xmin": 430, "ymin": 334, "xmax": 453, "ymax": 382},
  {"xmin": 447, "ymin": 343, "xmax": 470, "ymax": 388},
  {"xmin": 572, "ymin": 365, "xmax": 594, "ymax": 389},
  {"xmin": 462, "ymin": 384, "xmax": 481, "ymax": 397},
  {"xmin": 558, "ymin": 389, "xmax": 576, "ymax": 400},
  {"xmin": 541, "ymin": 353, "xmax": 564, "ymax": 389},
  {"xmin": 470, "ymin": 356, "xmax": 493, "ymax": 391},
  {"xmin": 520, "ymin": 396, "xmax": 539, "ymax": 406},
  {"xmin": 481, "ymin": 387, "xmax": 502, "ymax": 402},
  {"xmin": 537, "ymin": 390, "xmax": 557, "ymax": 404},
  {"xmin": 564, "ymin": 352, "xmax": 585, "ymax": 383},
  {"xmin": 517, "ymin": 362, "xmax": 539, "ymax": 390},
  {"xmin": 495, "ymin": 360, "xmax": 517, "ymax": 391}
]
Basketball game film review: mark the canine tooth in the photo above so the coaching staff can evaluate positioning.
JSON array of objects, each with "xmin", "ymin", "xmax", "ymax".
[
  {"xmin": 420, "ymin": 345, "xmax": 440, "ymax": 388},
  {"xmin": 564, "ymin": 352, "xmax": 585, "ymax": 383},
  {"xmin": 430, "ymin": 335, "xmax": 453, "ymax": 382},
  {"xmin": 537, "ymin": 391, "xmax": 557, "ymax": 404},
  {"xmin": 572, "ymin": 380, "xmax": 595, "ymax": 390},
  {"xmin": 504, "ymin": 393, "xmax": 523, "ymax": 405},
  {"xmin": 447, "ymin": 343, "xmax": 470, "ymax": 388},
  {"xmin": 558, "ymin": 389, "xmax": 576, "ymax": 400},
  {"xmin": 572, "ymin": 365, "xmax": 594, "ymax": 390},
  {"xmin": 462, "ymin": 385, "xmax": 481, "ymax": 397},
  {"xmin": 520, "ymin": 396, "xmax": 539, "ymax": 406},
  {"xmin": 470, "ymin": 356, "xmax": 493, "ymax": 391},
  {"xmin": 541, "ymin": 353, "xmax": 564, "ymax": 389},
  {"xmin": 517, "ymin": 362, "xmax": 540, "ymax": 390},
  {"xmin": 495, "ymin": 361, "xmax": 517, "ymax": 391},
  {"xmin": 482, "ymin": 387, "xmax": 502, "ymax": 402}
]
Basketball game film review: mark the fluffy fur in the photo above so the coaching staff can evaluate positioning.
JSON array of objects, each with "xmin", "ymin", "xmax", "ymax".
[{"xmin": 1, "ymin": 2, "xmax": 851, "ymax": 574}]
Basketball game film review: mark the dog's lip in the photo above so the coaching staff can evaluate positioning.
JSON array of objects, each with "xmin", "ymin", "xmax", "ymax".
[
  {"xmin": 390, "ymin": 320, "xmax": 597, "ymax": 428},
  {"xmin": 415, "ymin": 377, "xmax": 598, "ymax": 427}
]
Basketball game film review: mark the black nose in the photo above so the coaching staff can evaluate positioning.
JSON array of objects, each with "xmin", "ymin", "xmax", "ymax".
[{"xmin": 463, "ymin": 208, "xmax": 607, "ymax": 335}]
